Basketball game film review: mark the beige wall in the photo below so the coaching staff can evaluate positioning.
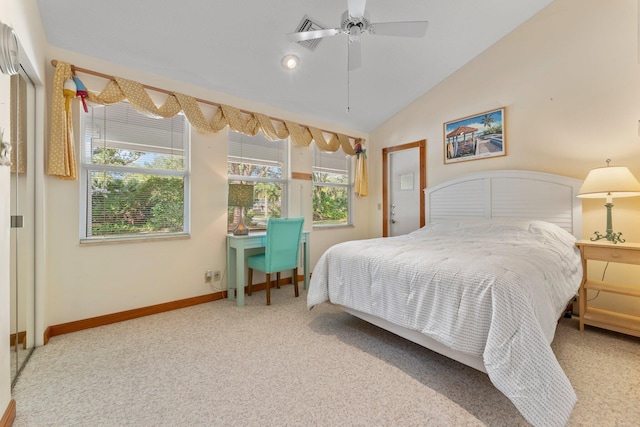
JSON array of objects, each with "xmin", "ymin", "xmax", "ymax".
[
  {"xmin": 369, "ymin": 0, "xmax": 640, "ymax": 314},
  {"xmin": 42, "ymin": 47, "xmax": 371, "ymax": 327}
]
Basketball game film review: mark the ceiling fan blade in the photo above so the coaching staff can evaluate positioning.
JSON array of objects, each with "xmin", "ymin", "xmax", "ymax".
[
  {"xmin": 347, "ymin": 0, "xmax": 367, "ymax": 19},
  {"xmin": 348, "ymin": 37, "xmax": 361, "ymax": 71},
  {"xmin": 369, "ymin": 21, "xmax": 429, "ymax": 37},
  {"xmin": 287, "ymin": 28, "xmax": 341, "ymax": 42}
]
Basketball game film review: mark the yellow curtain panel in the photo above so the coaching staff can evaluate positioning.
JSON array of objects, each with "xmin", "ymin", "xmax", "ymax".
[
  {"xmin": 48, "ymin": 61, "xmax": 368, "ymax": 196},
  {"xmin": 48, "ymin": 62, "xmax": 77, "ymax": 179}
]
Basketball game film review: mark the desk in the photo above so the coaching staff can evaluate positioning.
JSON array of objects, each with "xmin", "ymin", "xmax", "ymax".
[{"xmin": 227, "ymin": 231, "xmax": 310, "ymax": 307}]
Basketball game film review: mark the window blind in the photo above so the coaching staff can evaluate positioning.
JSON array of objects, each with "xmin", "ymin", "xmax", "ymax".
[
  {"xmin": 81, "ymin": 102, "xmax": 189, "ymax": 240},
  {"xmin": 313, "ymin": 144, "xmax": 348, "ymax": 174},
  {"xmin": 227, "ymin": 129, "xmax": 285, "ymax": 167},
  {"xmin": 85, "ymin": 103, "xmax": 185, "ymax": 165}
]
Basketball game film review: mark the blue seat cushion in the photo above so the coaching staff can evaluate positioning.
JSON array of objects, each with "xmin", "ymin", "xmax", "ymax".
[{"xmin": 247, "ymin": 253, "xmax": 267, "ymax": 272}]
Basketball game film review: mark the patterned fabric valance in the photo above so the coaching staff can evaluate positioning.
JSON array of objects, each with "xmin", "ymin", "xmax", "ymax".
[{"xmin": 48, "ymin": 61, "xmax": 368, "ymax": 196}]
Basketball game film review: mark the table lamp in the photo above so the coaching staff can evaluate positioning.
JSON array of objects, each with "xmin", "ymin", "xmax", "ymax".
[
  {"xmin": 228, "ymin": 183, "xmax": 254, "ymax": 235},
  {"xmin": 577, "ymin": 159, "xmax": 640, "ymax": 244}
]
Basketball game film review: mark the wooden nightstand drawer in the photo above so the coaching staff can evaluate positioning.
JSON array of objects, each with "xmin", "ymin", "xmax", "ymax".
[{"xmin": 582, "ymin": 244, "xmax": 640, "ymax": 265}]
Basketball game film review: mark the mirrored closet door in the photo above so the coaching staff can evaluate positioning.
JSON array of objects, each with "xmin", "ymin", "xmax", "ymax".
[{"xmin": 9, "ymin": 66, "xmax": 36, "ymax": 387}]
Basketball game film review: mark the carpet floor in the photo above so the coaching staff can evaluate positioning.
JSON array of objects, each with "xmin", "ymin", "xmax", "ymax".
[{"xmin": 11, "ymin": 288, "xmax": 640, "ymax": 426}]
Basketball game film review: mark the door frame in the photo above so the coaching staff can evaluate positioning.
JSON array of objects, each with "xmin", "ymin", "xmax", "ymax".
[{"xmin": 382, "ymin": 140, "xmax": 426, "ymax": 237}]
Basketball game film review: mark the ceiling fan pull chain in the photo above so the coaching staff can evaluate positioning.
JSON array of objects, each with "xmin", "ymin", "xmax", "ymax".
[
  {"xmin": 346, "ymin": 72, "xmax": 350, "ymax": 113},
  {"xmin": 346, "ymin": 39, "xmax": 350, "ymax": 113}
]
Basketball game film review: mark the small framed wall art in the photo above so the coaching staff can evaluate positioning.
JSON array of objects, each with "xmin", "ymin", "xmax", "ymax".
[{"xmin": 443, "ymin": 107, "xmax": 505, "ymax": 164}]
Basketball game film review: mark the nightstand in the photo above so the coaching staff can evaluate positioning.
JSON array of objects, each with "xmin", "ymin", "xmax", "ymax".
[{"xmin": 576, "ymin": 240, "xmax": 640, "ymax": 337}]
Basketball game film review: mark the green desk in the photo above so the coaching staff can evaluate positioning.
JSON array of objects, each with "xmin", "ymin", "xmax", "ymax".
[{"xmin": 226, "ymin": 231, "xmax": 310, "ymax": 307}]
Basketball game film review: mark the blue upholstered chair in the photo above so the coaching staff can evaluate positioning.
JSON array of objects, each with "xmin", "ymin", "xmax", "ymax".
[{"xmin": 247, "ymin": 217, "xmax": 304, "ymax": 305}]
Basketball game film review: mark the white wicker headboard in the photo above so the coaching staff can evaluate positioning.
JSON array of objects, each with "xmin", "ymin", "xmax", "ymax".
[{"xmin": 425, "ymin": 170, "xmax": 583, "ymax": 239}]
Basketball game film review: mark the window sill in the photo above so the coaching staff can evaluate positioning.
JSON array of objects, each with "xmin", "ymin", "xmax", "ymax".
[
  {"xmin": 312, "ymin": 224, "xmax": 354, "ymax": 230},
  {"xmin": 80, "ymin": 233, "xmax": 190, "ymax": 246}
]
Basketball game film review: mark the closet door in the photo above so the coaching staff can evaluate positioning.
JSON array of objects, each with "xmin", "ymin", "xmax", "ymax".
[{"xmin": 9, "ymin": 67, "xmax": 35, "ymax": 386}]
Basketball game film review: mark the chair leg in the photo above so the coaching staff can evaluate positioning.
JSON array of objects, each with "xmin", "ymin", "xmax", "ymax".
[
  {"xmin": 293, "ymin": 267, "xmax": 299, "ymax": 298},
  {"xmin": 266, "ymin": 273, "xmax": 271, "ymax": 306},
  {"xmin": 247, "ymin": 268, "xmax": 253, "ymax": 296},
  {"xmin": 276, "ymin": 272, "xmax": 281, "ymax": 289}
]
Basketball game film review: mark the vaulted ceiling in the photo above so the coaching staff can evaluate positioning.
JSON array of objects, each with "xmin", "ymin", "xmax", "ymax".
[{"xmin": 36, "ymin": 0, "xmax": 555, "ymax": 132}]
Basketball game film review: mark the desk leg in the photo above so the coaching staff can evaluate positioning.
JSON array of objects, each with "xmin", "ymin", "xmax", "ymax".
[
  {"xmin": 303, "ymin": 239, "xmax": 310, "ymax": 290},
  {"xmin": 227, "ymin": 245, "xmax": 236, "ymax": 302},
  {"xmin": 235, "ymin": 250, "xmax": 245, "ymax": 307}
]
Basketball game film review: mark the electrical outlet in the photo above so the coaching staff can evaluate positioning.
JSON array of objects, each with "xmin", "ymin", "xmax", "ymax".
[
  {"xmin": 213, "ymin": 271, "xmax": 221, "ymax": 282},
  {"xmin": 205, "ymin": 270, "xmax": 212, "ymax": 283}
]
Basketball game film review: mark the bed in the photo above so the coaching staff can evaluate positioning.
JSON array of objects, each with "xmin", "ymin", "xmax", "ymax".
[{"xmin": 308, "ymin": 170, "xmax": 584, "ymax": 427}]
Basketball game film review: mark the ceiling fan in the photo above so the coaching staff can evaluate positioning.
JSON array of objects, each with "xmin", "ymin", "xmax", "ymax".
[{"xmin": 286, "ymin": 0, "xmax": 429, "ymax": 71}]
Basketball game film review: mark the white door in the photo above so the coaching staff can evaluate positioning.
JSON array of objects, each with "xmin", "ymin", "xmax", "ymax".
[{"xmin": 389, "ymin": 147, "xmax": 421, "ymax": 236}]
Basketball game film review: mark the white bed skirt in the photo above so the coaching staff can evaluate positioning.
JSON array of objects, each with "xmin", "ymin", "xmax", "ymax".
[{"xmin": 340, "ymin": 305, "xmax": 487, "ymax": 373}]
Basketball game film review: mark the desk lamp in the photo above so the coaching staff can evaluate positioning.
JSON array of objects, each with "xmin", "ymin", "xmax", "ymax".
[
  {"xmin": 228, "ymin": 183, "xmax": 254, "ymax": 235},
  {"xmin": 577, "ymin": 159, "xmax": 640, "ymax": 244}
]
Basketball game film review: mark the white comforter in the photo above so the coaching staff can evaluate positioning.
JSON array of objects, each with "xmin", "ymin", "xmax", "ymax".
[{"xmin": 308, "ymin": 219, "xmax": 583, "ymax": 427}]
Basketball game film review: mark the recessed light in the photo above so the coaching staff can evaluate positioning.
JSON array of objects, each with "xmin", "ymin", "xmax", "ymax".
[{"xmin": 281, "ymin": 54, "xmax": 299, "ymax": 70}]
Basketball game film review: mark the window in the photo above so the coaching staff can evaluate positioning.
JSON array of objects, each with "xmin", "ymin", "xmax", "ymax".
[
  {"xmin": 80, "ymin": 102, "xmax": 190, "ymax": 241},
  {"xmin": 227, "ymin": 130, "xmax": 288, "ymax": 232},
  {"xmin": 312, "ymin": 144, "xmax": 352, "ymax": 226}
]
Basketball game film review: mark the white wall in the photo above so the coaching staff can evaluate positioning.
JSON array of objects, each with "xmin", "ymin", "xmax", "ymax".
[{"xmin": 369, "ymin": 0, "xmax": 640, "ymax": 314}]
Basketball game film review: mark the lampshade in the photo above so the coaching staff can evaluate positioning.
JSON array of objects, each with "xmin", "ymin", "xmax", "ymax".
[
  {"xmin": 228, "ymin": 184, "xmax": 254, "ymax": 208},
  {"xmin": 577, "ymin": 165, "xmax": 640, "ymax": 199}
]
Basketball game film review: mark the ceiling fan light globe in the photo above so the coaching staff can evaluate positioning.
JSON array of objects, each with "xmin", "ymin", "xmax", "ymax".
[{"xmin": 349, "ymin": 26, "xmax": 361, "ymax": 42}]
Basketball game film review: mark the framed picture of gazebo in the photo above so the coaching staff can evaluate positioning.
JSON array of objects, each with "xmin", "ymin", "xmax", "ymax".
[{"xmin": 443, "ymin": 107, "xmax": 506, "ymax": 164}]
